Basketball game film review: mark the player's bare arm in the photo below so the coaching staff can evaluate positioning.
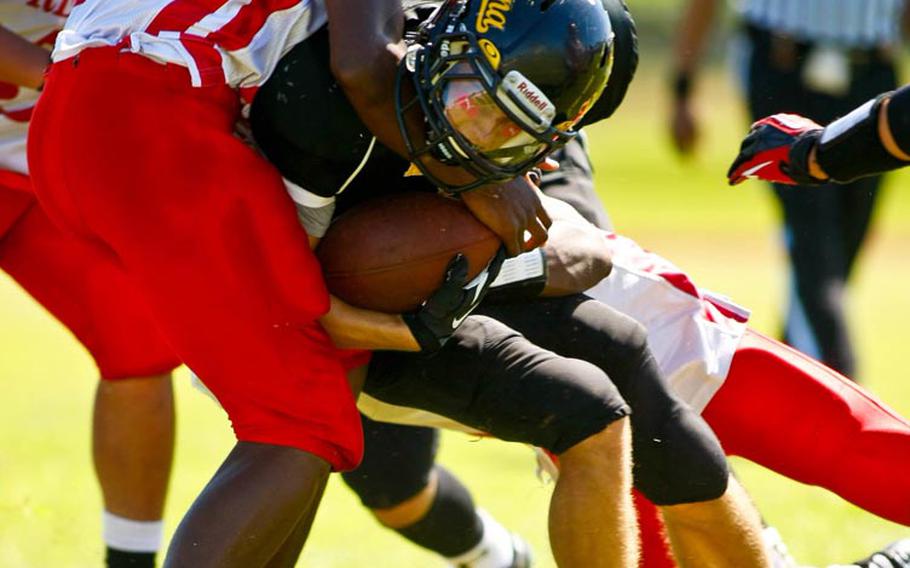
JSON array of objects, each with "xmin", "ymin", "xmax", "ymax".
[
  {"xmin": 0, "ymin": 25, "xmax": 49, "ymax": 89},
  {"xmin": 324, "ymin": 0, "xmax": 549, "ymax": 256},
  {"xmin": 538, "ymin": 195, "xmax": 613, "ymax": 297},
  {"xmin": 320, "ymin": 296, "xmax": 420, "ymax": 351}
]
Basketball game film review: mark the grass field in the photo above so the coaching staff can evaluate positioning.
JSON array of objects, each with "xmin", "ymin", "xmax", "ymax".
[{"xmin": 2, "ymin": 66, "xmax": 910, "ymax": 566}]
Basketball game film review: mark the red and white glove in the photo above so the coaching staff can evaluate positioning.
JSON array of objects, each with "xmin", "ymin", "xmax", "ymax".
[{"xmin": 727, "ymin": 113, "xmax": 827, "ymax": 186}]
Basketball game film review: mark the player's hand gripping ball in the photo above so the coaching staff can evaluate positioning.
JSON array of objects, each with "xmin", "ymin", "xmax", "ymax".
[
  {"xmin": 727, "ymin": 113, "xmax": 826, "ymax": 186},
  {"xmin": 317, "ymin": 192, "xmax": 503, "ymax": 313}
]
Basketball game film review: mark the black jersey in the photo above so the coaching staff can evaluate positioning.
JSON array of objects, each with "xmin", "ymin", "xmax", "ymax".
[{"xmin": 250, "ymin": 0, "xmax": 637, "ymax": 215}]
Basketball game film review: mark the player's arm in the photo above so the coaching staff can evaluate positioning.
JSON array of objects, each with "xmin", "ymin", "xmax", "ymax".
[
  {"xmin": 539, "ymin": 195, "xmax": 612, "ymax": 296},
  {"xmin": 484, "ymin": 195, "xmax": 612, "ymax": 301},
  {"xmin": 320, "ymin": 296, "xmax": 420, "ymax": 351},
  {"xmin": 669, "ymin": 0, "xmax": 721, "ymax": 155},
  {"xmin": 728, "ymin": 86, "xmax": 910, "ymax": 185},
  {"xmin": 0, "ymin": 25, "xmax": 49, "ymax": 89},
  {"xmin": 310, "ymin": 230, "xmax": 503, "ymax": 353},
  {"xmin": 323, "ymin": 0, "xmax": 549, "ymax": 255}
]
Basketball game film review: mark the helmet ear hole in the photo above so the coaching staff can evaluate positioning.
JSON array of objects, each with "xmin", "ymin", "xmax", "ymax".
[{"xmin": 540, "ymin": 0, "xmax": 557, "ymax": 11}]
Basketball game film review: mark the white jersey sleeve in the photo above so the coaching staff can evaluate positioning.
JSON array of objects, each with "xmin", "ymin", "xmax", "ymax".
[{"xmin": 0, "ymin": 0, "xmax": 68, "ymax": 175}]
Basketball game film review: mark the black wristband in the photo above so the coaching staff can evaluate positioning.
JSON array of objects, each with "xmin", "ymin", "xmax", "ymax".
[
  {"xmin": 672, "ymin": 71, "xmax": 692, "ymax": 101},
  {"xmin": 402, "ymin": 312, "xmax": 447, "ymax": 353},
  {"xmin": 815, "ymin": 94, "xmax": 909, "ymax": 183}
]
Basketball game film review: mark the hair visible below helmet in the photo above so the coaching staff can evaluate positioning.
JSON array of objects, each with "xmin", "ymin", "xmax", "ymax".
[{"xmin": 396, "ymin": 0, "xmax": 615, "ymax": 193}]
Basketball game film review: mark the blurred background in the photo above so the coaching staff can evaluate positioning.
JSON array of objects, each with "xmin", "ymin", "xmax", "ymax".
[{"xmin": 2, "ymin": 1, "xmax": 909, "ymax": 565}]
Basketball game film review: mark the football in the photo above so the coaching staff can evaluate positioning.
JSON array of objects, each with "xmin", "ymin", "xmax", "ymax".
[{"xmin": 316, "ymin": 192, "xmax": 501, "ymax": 313}]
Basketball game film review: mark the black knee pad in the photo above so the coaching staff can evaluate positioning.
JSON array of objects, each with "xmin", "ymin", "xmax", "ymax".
[
  {"xmin": 341, "ymin": 415, "xmax": 439, "ymax": 509},
  {"xmin": 479, "ymin": 296, "xmax": 729, "ymax": 505},
  {"xmin": 633, "ymin": 404, "xmax": 729, "ymax": 505}
]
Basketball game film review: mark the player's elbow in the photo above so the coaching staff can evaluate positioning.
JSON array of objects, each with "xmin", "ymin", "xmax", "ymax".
[
  {"xmin": 330, "ymin": 41, "xmax": 399, "ymax": 106},
  {"xmin": 574, "ymin": 250, "xmax": 613, "ymax": 290}
]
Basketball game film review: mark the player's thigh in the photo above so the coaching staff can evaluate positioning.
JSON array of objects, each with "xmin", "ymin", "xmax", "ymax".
[
  {"xmin": 481, "ymin": 296, "xmax": 730, "ymax": 504},
  {"xmin": 365, "ymin": 315, "xmax": 630, "ymax": 455},
  {"xmin": 32, "ymin": 51, "xmax": 361, "ymax": 468},
  {"xmin": 0, "ymin": 196, "xmax": 180, "ymax": 379}
]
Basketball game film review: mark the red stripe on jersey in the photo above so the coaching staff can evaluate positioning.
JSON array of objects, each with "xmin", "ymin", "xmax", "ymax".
[
  {"xmin": 657, "ymin": 271, "xmax": 700, "ymax": 299},
  {"xmin": 145, "ymin": 0, "xmax": 225, "ymax": 36},
  {"xmin": 709, "ymin": 301, "xmax": 749, "ymax": 323},
  {"xmin": 180, "ymin": 34, "xmax": 226, "ymax": 85},
  {"xmin": 0, "ymin": 82, "xmax": 18, "ymax": 101},
  {"xmin": 208, "ymin": 0, "xmax": 301, "ymax": 51},
  {"xmin": 2, "ymin": 107, "xmax": 34, "ymax": 122}
]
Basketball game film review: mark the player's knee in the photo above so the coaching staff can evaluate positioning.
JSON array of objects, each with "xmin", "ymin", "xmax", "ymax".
[
  {"xmin": 528, "ymin": 358, "xmax": 632, "ymax": 456},
  {"xmin": 633, "ymin": 406, "xmax": 729, "ymax": 505}
]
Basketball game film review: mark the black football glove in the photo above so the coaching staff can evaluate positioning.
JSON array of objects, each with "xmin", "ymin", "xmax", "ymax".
[
  {"xmin": 403, "ymin": 249, "xmax": 506, "ymax": 352},
  {"xmin": 727, "ymin": 113, "xmax": 826, "ymax": 186}
]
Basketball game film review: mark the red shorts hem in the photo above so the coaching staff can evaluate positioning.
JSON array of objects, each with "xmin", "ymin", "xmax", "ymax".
[{"xmin": 236, "ymin": 431, "xmax": 362, "ymax": 472}]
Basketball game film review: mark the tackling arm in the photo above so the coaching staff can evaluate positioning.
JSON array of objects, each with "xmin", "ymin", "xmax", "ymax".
[
  {"xmin": 539, "ymin": 195, "xmax": 612, "ymax": 297},
  {"xmin": 0, "ymin": 25, "xmax": 49, "ymax": 89}
]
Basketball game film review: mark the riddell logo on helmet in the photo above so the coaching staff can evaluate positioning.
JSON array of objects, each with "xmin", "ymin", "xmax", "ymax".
[
  {"xmin": 516, "ymin": 81, "xmax": 548, "ymax": 113},
  {"xmin": 476, "ymin": 0, "xmax": 513, "ymax": 33}
]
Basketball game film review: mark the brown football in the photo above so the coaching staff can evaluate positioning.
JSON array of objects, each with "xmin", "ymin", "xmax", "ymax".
[{"xmin": 316, "ymin": 192, "xmax": 501, "ymax": 313}]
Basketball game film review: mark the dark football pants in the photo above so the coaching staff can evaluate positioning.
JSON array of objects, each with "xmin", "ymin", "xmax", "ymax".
[
  {"xmin": 362, "ymin": 295, "xmax": 729, "ymax": 506},
  {"xmin": 744, "ymin": 25, "xmax": 898, "ymax": 377}
]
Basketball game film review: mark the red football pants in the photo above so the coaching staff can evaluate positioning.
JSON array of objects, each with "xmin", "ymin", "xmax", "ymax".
[
  {"xmin": 1, "ymin": 177, "xmax": 180, "ymax": 379},
  {"xmin": 28, "ymin": 48, "xmax": 363, "ymax": 470},
  {"xmin": 637, "ymin": 328, "xmax": 910, "ymax": 567}
]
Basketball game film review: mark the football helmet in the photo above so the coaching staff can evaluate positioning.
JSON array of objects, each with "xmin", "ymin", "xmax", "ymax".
[{"xmin": 396, "ymin": 0, "xmax": 615, "ymax": 193}]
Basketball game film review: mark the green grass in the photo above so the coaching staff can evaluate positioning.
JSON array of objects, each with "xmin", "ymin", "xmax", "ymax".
[{"xmin": 2, "ymin": 69, "xmax": 909, "ymax": 566}]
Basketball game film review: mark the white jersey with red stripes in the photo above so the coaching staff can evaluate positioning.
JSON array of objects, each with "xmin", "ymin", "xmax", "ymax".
[
  {"xmin": 0, "ymin": 0, "xmax": 69, "ymax": 175},
  {"xmin": 53, "ymin": 0, "xmax": 328, "ymax": 90},
  {"xmin": 587, "ymin": 232, "xmax": 750, "ymax": 413},
  {"xmin": 356, "ymin": 232, "xmax": 751, "ymax": 430}
]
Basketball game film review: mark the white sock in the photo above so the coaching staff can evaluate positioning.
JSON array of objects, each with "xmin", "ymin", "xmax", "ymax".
[
  {"xmin": 102, "ymin": 511, "xmax": 164, "ymax": 553},
  {"xmin": 446, "ymin": 509, "xmax": 515, "ymax": 568}
]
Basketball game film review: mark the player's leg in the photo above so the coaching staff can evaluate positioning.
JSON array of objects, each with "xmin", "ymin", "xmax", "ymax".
[
  {"xmin": 0, "ymin": 191, "xmax": 179, "ymax": 567},
  {"xmin": 93, "ymin": 375, "xmax": 174, "ymax": 566},
  {"xmin": 701, "ymin": 328, "xmax": 910, "ymax": 526},
  {"xmin": 29, "ymin": 49, "xmax": 362, "ymax": 566},
  {"xmin": 342, "ymin": 416, "xmax": 530, "ymax": 568},
  {"xmin": 479, "ymin": 296, "xmax": 769, "ymax": 568},
  {"xmin": 366, "ymin": 315, "xmax": 638, "ymax": 567},
  {"xmin": 550, "ymin": 417, "xmax": 636, "ymax": 568},
  {"xmin": 659, "ymin": 475, "xmax": 766, "ymax": 568}
]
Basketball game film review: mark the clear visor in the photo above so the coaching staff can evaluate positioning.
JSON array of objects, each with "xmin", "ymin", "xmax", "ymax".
[{"xmin": 442, "ymin": 73, "xmax": 548, "ymax": 166}]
